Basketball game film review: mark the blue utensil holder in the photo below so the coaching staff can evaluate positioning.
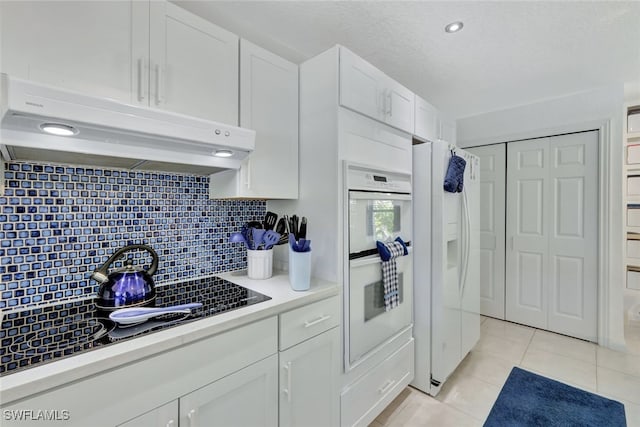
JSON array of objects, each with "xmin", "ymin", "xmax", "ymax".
[{"xmin": 289, "ymin": 247, "xmax": 311, "ymax": 291}]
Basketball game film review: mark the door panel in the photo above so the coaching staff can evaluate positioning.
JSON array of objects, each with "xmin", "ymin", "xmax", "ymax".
[
  {"xmin": 506, "ymin": 131, "xmax": 598, "ymax": 341},
  {"xmin": 468, "ymin": 144, "xmax": 505, "ymax": 319},
  {"xmin": 547, "ymin": 131, "xmax": 598, "ymax": 341},
  {"xmin": 506, "ymin": 138, "xmax": 550, "ymax": 328}
]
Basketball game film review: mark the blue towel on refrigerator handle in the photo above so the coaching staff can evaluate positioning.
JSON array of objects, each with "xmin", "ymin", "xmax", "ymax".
[
  {"xmin": 376, "ymin": 238, "xmax": 408, "ymax": 311},
  {"xmin": 444, "ymin": 152, "xmax": 466, "ymax": 193}
]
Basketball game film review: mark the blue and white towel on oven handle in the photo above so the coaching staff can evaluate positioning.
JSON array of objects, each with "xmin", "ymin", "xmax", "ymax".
[{"xmin": 376, "ymin": 237, "xmax": 409, "ymax": 311}]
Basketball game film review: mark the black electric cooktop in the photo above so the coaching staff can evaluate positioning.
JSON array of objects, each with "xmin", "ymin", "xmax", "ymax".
[{"xmin": 0, "ymin": 276, "xmax": 271, "ymax": 376}]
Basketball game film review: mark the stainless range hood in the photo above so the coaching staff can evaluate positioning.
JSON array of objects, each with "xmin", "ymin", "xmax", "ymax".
[{"xmin": 0, "ymin": 74, "xmax": 255, "ymax": 174}]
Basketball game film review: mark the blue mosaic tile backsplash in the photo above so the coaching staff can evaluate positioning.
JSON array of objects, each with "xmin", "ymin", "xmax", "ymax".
[{"xmin": 0, "ymin": 162, "xmax": 265, "ymax": 311}]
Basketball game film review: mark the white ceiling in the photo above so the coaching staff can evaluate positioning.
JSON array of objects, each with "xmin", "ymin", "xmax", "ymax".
[{"xmin": 174, "ymin": 1, "xmax": 640, "ymax": 119}]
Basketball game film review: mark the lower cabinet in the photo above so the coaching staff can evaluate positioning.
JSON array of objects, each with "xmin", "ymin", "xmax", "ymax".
[
  {"xmin": 118, "ymin": 401, "xmax": 178, "ymax": 427},
  {"xmin": 120, "ymin": 355, "xmax": 278, "ymax": 427},
  {"xmin": 279, "ymin": 327, "xmax": 340, "ymax": 427},
  {"xmin": 180, "ymin": 354, "xmax": 278, "ymax": 427}
]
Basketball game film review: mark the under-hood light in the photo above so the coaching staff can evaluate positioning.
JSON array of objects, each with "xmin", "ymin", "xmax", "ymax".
[
  {"xmin": 213, "ymin": 149, "xmax": 233, "ymax": 158},
  {"xmin": 40, "ymin": 123, "xmax": 78, "ymax": 136},
  {"xmin": 445, "ymin": 21, "xmax": 464, "ymax": 33}
]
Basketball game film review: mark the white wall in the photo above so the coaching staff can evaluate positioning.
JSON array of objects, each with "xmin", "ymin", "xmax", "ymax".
[{"xmin": 456, "ymin": 85, "xmax": 626, "ymax": 350}]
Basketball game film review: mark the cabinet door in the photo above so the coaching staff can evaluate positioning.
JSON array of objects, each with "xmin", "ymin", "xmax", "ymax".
[
  {"xmin": 118, "ymin": 401, "xmax": 178, "ymax": 427},
  {"xmin": 414, "ymin": 96, "xmax": 439, "ymax": 142},
  {"xmin": 239, "ymin": 39, "xmax": 298, "ymax": 198},
  {"xmin": 440, "ymin": 116, "xmax": 457, "ymax": 144},
  {"xmin": 150, "ymin": 1, "xmax": 238, "ymax": 124},
  {"xmin": 383, "ymin": 78, "xmax": 415, "ymax": 134},
  {"xmin": 180, "ymin": 354, "xmax": 278, "ymax": 427},
  {"xmin": 339, "ymin": 47, "xmax": 386, "ymax": 123},
  {"xmin": 0, "ymin": 1, "xmax": 148, "ymax": 104},
  {"xmin": 279, "ymin": 328, "xmax": 340, "ymax": 427}
]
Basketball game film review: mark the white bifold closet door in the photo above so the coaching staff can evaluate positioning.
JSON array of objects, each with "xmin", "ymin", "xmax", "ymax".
[
  {"xmin": 506, "ymin": 131, "xmax": 598, "ymax": 341},
  {"xmin": 468, "ymin": 144, "xmax": 506, "ymax": 319}
]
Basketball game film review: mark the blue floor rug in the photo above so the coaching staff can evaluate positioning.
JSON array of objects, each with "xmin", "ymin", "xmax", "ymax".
[{"xmin": 484, "ymin": 367, "xmax": 626, "ymax": 427}]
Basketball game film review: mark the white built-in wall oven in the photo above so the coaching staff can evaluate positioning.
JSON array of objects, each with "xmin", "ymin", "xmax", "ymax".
[{"xmin": 344, "ymin": 163, "xmax": 413, "ymax": 370}]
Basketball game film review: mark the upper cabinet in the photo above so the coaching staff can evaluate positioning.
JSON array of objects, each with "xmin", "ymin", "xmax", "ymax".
[
  {"xmin": 414, "ymin": 94, "xmax": 457, "ymax": 144},
  {"xmin": 0, "ymin": 1, "xmax": 238, "ymax": 124},
  {"xmin": 0, "ymin": 1, "xmax": 147, "ymax": 103},
  {"xmin": 148, "ymin": 2, "xmax": 238, "ymax": 124},
  {"xmin": 339, "ymin": 47, "xmax": 415, "ymax": 134},
  {"xmin": 209, "ymin": 40, "xmax": 299, "ymax": 199}
]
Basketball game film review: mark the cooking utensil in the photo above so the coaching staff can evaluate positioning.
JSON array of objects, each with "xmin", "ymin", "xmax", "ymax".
[
  {"xmin": 262, "ymin": 230, "xmax": 281, "ymax": 250},
  {"xmin": 298, "ymin": 217, "xmax": 307, "ymax": 239},
  {"xmin": 247, "ymin": 220, "xmax": 263, "ymax": 229},
  {"xmin": 230, "ymin": 232, "xmax": 249, "ymax": 249},
  {"xmin": 275, "ymin": 217, "xmax": 287, "ymax": 235},
  {"xmin": 291, "ymin": 215, "xmax": 300, "ymax": 239},
  {"xmin": 109, "ymin": 303, "xmax": 202, "ymax": 326},
  {"xmin": 251, "ymin": 228, "xmax": 266, "ymax": 250},
  {"xmin": 92, "ymin": 244, "xmax": 159, "ymax": 310},
  {"xmin": 289, "ymin": 233, "xmax": 311, "ymax": 253},
  {"xmin": 264, "ymin": 212, "xmax": 278, "ymax": 231},
  {"xmin": 241, "ymin": 225, "xmax": 253, "ymax": 250}
]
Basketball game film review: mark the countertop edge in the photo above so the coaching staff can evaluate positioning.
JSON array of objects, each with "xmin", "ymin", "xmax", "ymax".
[{"xmin": 0, "ymin": 271, "xmax": 341, "ymax": 405}]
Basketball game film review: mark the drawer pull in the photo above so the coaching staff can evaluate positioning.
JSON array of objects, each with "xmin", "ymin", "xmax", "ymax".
[
  {"xmin": 304, "ymin": 315, "xmax": 331, "ymax": 328},
  {"xmin": 166, "ymin": 420, "xmax": 175, "ymax": 427},
  {"xmin": 378, "ymin": 379, "xmax": 396, "ymax": 395}
]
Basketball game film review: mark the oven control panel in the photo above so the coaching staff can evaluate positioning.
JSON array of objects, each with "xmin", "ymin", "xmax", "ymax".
[{"xmin": 346, "ymin": 164, "xmax": 412, "ymax": 193}]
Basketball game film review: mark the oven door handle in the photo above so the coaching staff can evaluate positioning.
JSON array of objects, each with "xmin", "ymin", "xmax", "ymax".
[
  {"xmin": 349, "ymin": 191, "xmax": 412, "ymax": 201},
  {"xmin": 349, "ymin": 248, "xmax": 412, "ymax": 268}
]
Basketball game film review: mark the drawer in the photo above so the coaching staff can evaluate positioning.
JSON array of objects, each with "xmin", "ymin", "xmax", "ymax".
[
  {"xmin": 279, "ymin": 296, "xmax": 340, "ymax": 350},
  {"xmin": 629, "ymin": 176, "xmax": 640, "ymax": 196},
  {"xmin": 628, "ymin": 239, "xmax": 640, "ymax": 258},
  {"xmin": 627, "ymin": 268, "xmax": 640, "ymax": 291},
  {"xmin": 628, "ymin": 207, "xmax": 640, "ymax": 227},
  {"xmin": 341, "ymin": 338, "xmax": 414, "ymax": 427},
  {"xmin": 628, "ymin": 145, "xmax": 640, "ymax": 164}
]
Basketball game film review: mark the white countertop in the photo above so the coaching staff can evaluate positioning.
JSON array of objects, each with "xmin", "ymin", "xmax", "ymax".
[{"xmin": 0, "ymin": 271, "xmax": 341, "ymax": 405}]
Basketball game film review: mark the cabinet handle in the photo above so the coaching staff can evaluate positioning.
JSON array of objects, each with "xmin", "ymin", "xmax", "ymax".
[
  {"xmin": 510, "ymin": 236, "xmax": 514, "ymax": 252},
  {"xmin": 387, "ymin": 92, "xmax": 393, "ymax": 117},
  {"xmin": 303, "ymin": 314, "xmax": 331, "ymax": 328},
  {"xmin": 378, "ymin": 379, "xmax": 396, "ymax": 394},
  {"xmin": 381, "ymin": 89, "xmax": 387, "ymax": 116},
  {"xmin": 137, "ymin": 58, "xmax": 147, "ymax": 102},
  {"xmin": 245, "ymin": 159, "xmax": 251, "ymax": 189},
  {"xmin": 187, "ymin": 409, "xmax": 197, "ymax": 427},
  {"xmin": 166, "ymin": 420, "xmax": 175, "ymax": 427},
  {"xmin": 283, "ymin": 361, "xmax": 292, "ymax": 403},
  {"xmin": 155, "ymin": 64, "xmax": 164, "ymax": 105}
]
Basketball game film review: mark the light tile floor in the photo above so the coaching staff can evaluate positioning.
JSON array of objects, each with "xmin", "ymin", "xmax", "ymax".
[{"xmin": 370, "ymin": 316, "xmax": 640, "ymax": 426}]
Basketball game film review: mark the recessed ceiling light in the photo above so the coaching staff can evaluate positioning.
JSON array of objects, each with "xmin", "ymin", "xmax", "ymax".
[
  {"xmin": 213, "ymin": 149, "xmax": 233, "ymax": 158},
  {"xmin": 39, "ymin": 123, "xmax": 78, "ymax": 136},
  {"xmin": 445, "ymin": 21, "xmax": 464, "ymax": 33}
]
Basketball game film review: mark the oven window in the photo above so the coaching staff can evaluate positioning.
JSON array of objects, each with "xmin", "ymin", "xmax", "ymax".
[
  {"xmin": 367, "ymin": 201, "xmax": 401, "ymax": 240},
  {"xmin": 364, "ymin": 273, "xmax": 404, "ymax": 321}
]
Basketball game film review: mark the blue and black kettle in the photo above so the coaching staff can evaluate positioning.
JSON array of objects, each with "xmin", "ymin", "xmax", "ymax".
[{"xmin": 92, "ymin": 244, "xmax": 159, "ymax": 310}]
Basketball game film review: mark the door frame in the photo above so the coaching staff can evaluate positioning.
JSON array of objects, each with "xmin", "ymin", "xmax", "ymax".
[{"xmin": 462, "ymin": 118, "xmax": 616, "ymax": 348}]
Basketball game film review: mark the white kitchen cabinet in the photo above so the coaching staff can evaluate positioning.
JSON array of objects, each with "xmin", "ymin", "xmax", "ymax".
[
  {"xmin": 0, "ymin": 1, "xmax": 148, "ymax": 103},
  {"xmin": 414, "ymin": 95, "xmax": 439, "ymax": 142},
  {"xmin": 149, "ymin": 1, "xmax": 238, "ymax": 124},
  {"xmin": 0, "ymin": 1, "xmax": 238, "ymax": 124},
  {"xmin": 118, "ymin": 401, "xmax": 178, "ymax": 427},
  {"xmin": 180, "ymin": 355, "xmax": 278, "ymax": 427},
  {"xmin": 279, "ymin": 328, "xmax": 340, "ymax": 427},
  {"xmin": 210, "ymin": 39, "xmax": 298, "ymax": 199},
  {"xmin": 339, "ymin": 47, "xmax": 414, "ymax": 134}
]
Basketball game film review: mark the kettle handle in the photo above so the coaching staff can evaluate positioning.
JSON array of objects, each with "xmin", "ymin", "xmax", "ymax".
[{"xmin": 92, "ymin": 244, "xmax": 159, "ymax": 283}]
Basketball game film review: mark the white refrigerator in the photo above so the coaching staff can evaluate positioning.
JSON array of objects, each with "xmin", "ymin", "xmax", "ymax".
[{"xmin": 412, "ymin": 139, "xmax": 480, "ymax": 396}]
